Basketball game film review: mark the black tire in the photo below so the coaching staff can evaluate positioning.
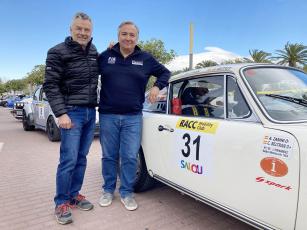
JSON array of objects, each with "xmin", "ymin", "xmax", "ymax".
[
  {"xmin": 22, "ymin": 111, "xmax": 35, "ymax": 131},
  {"xmin": 134, "ymin": 147, "xmax": 156, "ymax": 192},
  {"xmin": 47, "ymin": 116, "xmax": 61, "ymax": 142}
]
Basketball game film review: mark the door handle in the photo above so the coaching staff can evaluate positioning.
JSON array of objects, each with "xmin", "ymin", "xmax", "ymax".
[{"xmin": 158, "ymin": 125, "xmax": 174, "ymax": 132}]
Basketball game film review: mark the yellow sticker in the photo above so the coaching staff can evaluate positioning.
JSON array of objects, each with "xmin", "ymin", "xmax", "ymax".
[{"xmin": 176, "ymin": 118, "xmax": 219, "ymax": 134}]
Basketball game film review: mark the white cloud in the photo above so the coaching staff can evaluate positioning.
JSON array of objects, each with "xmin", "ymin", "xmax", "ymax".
[{"xmin": 166, "ymin": 46, "xmax": 242, "ymax": 71}]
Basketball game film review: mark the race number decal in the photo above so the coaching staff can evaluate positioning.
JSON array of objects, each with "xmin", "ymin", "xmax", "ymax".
[
  {"xmin": 174, "ymin": 118, "xmax": 218, "ymax": 176},
  {"xmin": 38, "ymin": 105, "xmax": 45, "ymax": 119}
]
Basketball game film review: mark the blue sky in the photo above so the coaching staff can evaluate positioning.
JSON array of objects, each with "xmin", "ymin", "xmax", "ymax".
[{"xmin": 1, "ymin": 0, "xmax": 306, "ymax": 80}]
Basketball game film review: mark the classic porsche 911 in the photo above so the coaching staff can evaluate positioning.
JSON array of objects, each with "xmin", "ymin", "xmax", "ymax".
[{"xmin": 134, "ymin": 64, "xmax": 307, "ymax": 230}]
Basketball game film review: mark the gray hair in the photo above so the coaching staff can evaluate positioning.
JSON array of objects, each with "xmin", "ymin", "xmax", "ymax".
[
  {"xmin": 71, "ymin": 12, "xmax": 92, "ymax": 25},
  {"xmin": 118, "ymin": 21, "xmax": 139, "ymax": 36}
]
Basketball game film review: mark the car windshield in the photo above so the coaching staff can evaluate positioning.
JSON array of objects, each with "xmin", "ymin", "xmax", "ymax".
[{"xmin": 242, "ymin": 67, "xmax": 307, "ymax": 122}]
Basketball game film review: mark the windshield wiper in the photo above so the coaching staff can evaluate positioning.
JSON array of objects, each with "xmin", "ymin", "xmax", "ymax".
[{"xmin": 265, "ymin": 94, "xmax": 307, "ymax": 107}]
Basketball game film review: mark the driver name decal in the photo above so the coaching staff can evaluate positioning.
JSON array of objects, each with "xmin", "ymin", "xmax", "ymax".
[{"xmin": 262, "ymin": 134, "xmax": 294, "ymax": 158}]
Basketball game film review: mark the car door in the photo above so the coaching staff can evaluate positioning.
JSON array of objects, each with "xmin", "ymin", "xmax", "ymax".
[{"xmin": 142, "ymin": 74, "xmax": 299, "ymax": 230}]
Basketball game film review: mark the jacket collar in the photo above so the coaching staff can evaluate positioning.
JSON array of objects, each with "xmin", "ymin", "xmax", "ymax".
[
  {"xmin": 111, "ymin": 42, "xmax": 141, "ymax": 58},
  {"xmin": 65, "ymin": 36, "xmax": 93, "ymax": 54}
]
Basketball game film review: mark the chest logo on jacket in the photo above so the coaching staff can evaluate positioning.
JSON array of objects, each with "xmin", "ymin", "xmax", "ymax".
[
  {"xmin": 108, "ymin": 57, "xmax": 116, "ymax": 64},
  {"xmin": 132, "ymin": 60, "xmax": 143, "ymax": 66}
]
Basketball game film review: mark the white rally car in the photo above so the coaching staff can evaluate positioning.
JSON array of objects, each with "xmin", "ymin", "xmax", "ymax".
[
  {"xmin": 135, "ymin": 64, "xmax": 307, "ymax": 230},
  {"xmin": 22, "ymin": 85, "xmax": 99, "ymax": 142}
]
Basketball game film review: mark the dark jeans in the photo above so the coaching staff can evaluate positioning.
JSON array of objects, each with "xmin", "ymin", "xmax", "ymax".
[
  {"xmin": 54, "ymin": 106, "xmax": 96, "ymax": 206},
  {"xmin": 99, "ymin": 113, "xmax": 142, "ymax": 198}
]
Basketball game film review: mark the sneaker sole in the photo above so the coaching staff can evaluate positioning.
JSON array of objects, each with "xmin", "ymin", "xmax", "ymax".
[
  {"xmin": 55, "ymin": 216, "xmax": 73, "ymax": 225},
  {"xmin": 120, "ymin": 198, "xmax": 138, "ymax": 211},
  {"xmin": 99, "ymin": 200, "xmax": 112, "ymax": 207},
  {"xmin": 76, "ymin": 205, "xmax": 94, "ymax": 211}
]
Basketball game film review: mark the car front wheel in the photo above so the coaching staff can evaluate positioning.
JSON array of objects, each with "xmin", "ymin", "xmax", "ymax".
[
  {"xmin": 47, "ymin": 116, "xmax": 61, "ymax": 142},
  {"xmin": 22, "ymin": 111, "xmax": 34, "ymax": 131}
]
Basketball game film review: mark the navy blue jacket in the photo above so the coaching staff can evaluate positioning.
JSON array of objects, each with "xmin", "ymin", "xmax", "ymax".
[{"xmin": 98, "ymin": 43, "xmax": 170, "ymax": 114}]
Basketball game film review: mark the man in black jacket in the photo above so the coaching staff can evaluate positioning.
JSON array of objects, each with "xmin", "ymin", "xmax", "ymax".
[
  {"xmin": 98, "ymin": 21, "xmax": 170, "ymax": 211},
  {"xmin": 43, "ymin": 12, "xmax": 99, "ymax": 225}
]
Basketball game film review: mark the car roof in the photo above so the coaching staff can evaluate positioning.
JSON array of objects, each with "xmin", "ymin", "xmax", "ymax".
[{"xmin": 169, "ymin": 63, "xmax": 295, "ymax": 83}]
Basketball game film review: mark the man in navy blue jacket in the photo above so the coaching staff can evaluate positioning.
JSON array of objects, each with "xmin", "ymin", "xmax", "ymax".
[{"xmin": 98, "ymin": 21, "xmax": 170, "ymax": 211}]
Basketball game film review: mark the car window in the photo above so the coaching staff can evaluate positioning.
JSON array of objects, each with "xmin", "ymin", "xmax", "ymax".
[
  {"xmin": 243, "ymin": 67, "xmax": 307, "ymax": 121},
  {"xmin": 33, "ymin": 88, "xmax": 40, "ymax": 101},
  {"xmin": 143, "ymin": 87, "xmax": 168, "ymax": 113},
  {"xmin": 171, "ymin": 75, "xmax": 225, "ymax": 118},
  {"xmin": 227, "ymin": 77, "xmax": 251, "ymax": 118},
  {"xmin": 40, "ymin": 89, "xmax": 48, "ymax": 102}
]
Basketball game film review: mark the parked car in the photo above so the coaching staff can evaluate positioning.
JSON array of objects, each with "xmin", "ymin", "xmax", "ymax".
[
  {"xmin": 0, "ymin": 96, "xmax": 8, "ymax": 107},
  {"xmin": 22, "ymin": 85, "xmax": 99, "ymax": 142},
  {"xmin": 11, "ymin": 96, "xmax": 32, "ymax": 119},
  {"xmin": 6, "ymin": 94, "xmax": 26, "ymax": 108},
  {"xmin": 135, "ymin": 64, "xmax": 307, "ymax": 230}
]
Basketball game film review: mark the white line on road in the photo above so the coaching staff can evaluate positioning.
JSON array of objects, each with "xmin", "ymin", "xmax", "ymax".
[{"xmin": 0, "ymin": 142, "xmax": 4, "ymax": 153}]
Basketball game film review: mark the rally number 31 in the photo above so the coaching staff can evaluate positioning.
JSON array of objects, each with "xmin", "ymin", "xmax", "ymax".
[{"xmin": 181, "ymin": 133, "xmax": 201, "ymax": 161}]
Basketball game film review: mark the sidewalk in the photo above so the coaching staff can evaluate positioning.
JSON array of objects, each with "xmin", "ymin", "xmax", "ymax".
[{"xmin": 0, "ymin": 108, "xmax": 253, "ymax": 230}]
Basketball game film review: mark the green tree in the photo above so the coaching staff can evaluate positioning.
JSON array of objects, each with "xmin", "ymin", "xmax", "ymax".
[
  {"xmin": 304, "ymin": 65, "xmax": 307, "ymax": 73},
  {"xmin": 26, "ymin": 64, "xmax": 45, "ymax": 86},
  {"xmin": 138, "ymin": 39, "xmax": 176, "ymax": 64},
  {"xmin": 0, "ymin": 78, "xmax": 5, "ymax": 95},
  {"xmin": 5, "ymin": 79, "xmax": 26, "ymax": 94},
  {"xmin": 274, "ymin": 42, "xmax": 307, "ymax": 67},
  {"xmin": 138, "ymin": 39, "xmax": 176, "ymax": 90},
  {"xmin": 246, "ymin": 49, "xmax": 272, "ymax": 63},
  {"xmin": 195, "ymin": 60, "xmax": 218, "ymax": 69}
]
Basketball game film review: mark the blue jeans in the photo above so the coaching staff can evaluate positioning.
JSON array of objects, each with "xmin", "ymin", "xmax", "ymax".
[
  {"xmin": 54, "ymin": 106, "xmax": 96, "ymax": 206},
  {"xmin": 99, "ymin": 113, "xmax": 142, "ymax": 198}
]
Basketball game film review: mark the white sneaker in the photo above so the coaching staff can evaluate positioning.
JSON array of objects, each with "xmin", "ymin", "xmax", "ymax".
[
  {"xmin": 121, "ymin": 196, "xmax": 138, "ymax": 211},
  {"xmin": 99, "ymin": 192, "xmax": 113, "ymax": 207}
]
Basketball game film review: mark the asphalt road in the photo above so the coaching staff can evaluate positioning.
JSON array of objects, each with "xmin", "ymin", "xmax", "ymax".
[{"xmin": 0, "ymin": 107, "xmax": 255, "ymax": 230}]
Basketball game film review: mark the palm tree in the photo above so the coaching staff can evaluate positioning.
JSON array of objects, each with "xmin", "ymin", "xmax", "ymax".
[
  {"xmin": 195, "ymin": 60, "xmax": 218, "ymax": 69},
  {"xmin": 274, "ymin": 42, "xmax": 307, "ymax": 67},
  {"xmin": 171, "ymin": 67, "xmax": 190, "ymax": 76},
  {"xmin": 246, "ymin": 49, "xmax": 272, "ymax": 63}
]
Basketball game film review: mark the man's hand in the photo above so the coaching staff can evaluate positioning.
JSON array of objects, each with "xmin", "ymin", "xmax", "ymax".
[
  {"xmin": 148, "ymin": 86, "xmax": 160, "ymax": 104},
  {"xmin": 58, "ymin": 114, "xmax": 72, "ymax": 129},
  {"xmin": 108, "ymin": 41, "xmax": 115, "ymax": 49}
]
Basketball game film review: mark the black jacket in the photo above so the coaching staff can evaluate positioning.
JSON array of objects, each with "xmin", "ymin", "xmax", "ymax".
[{"xmin": 43, "ymin": 36, "xmax": 99, "ymax": 117}]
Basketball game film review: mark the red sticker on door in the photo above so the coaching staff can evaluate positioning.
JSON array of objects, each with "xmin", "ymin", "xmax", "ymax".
[{"xmin": 260, "ymin": 157, "xmax": 288, "ymax": 177}]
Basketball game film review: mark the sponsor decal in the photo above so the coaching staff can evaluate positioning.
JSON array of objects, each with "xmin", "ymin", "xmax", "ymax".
[
  {"xmin": 132, "ymin": 60, "xmax": 143, "ymax": 66},
  {"xmin": 260, "ymin": 157, "xmax": 288, "ymax": 177},
  {"xmin": 180, "ymin": 160, "xmax": 203, "ymax": 175},
  {"xmin": 108, "ymin": 57, "xmax": 116, "ymax": 64},
  {"xmin": 255, "ymin": 176, "xmax": 292, "ymax": 191},
  {"xmin": 176, "ymin": 118, "xmax": 218, "ymax": 134},
  {"xmin": 262, "ymin": 134, "xmax": 294, "ymax": 158}
]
